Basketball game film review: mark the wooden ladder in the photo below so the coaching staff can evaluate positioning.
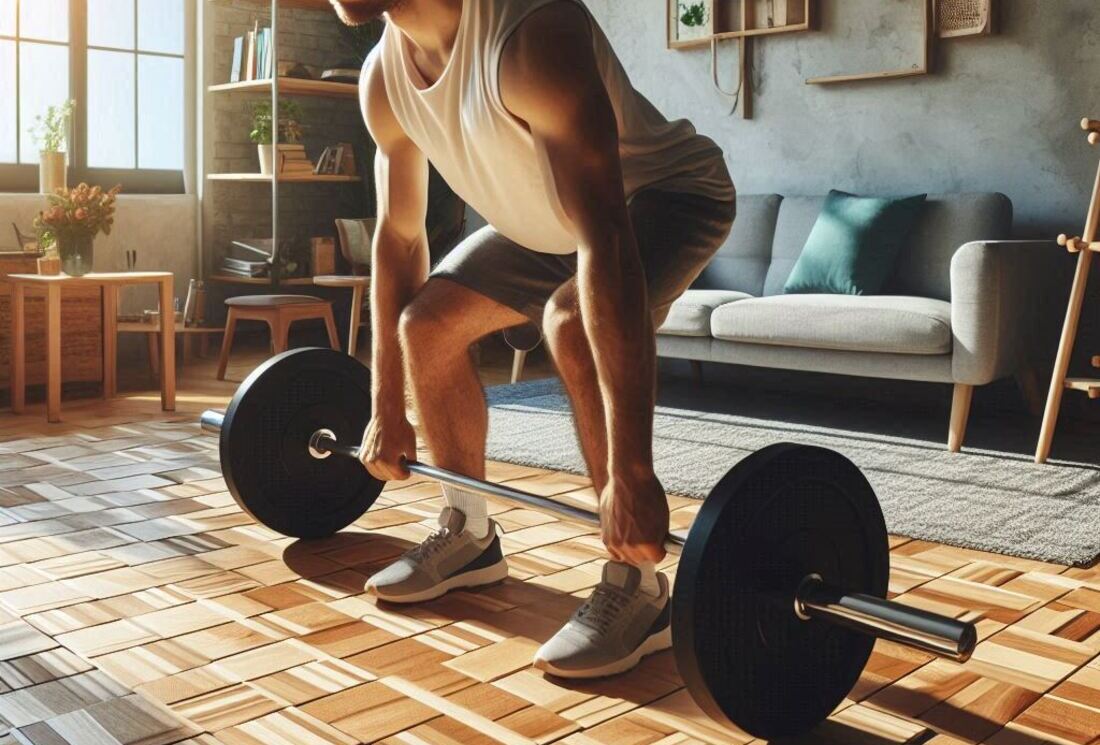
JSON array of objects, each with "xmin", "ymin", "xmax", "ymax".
[{"xmin": 1035, "ymin": 117, "xmax": 1100, "ymax": 463}]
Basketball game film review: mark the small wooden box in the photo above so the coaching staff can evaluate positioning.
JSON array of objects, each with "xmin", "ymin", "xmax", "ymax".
[{"xmin": 311, "ymin": 237, "xmax": 337, "ymax": 276}]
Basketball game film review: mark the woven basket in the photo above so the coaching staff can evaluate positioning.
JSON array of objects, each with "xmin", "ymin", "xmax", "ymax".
[{"xmin": 938, "ymin": 0, "xmax": 992, "ymax": 38}]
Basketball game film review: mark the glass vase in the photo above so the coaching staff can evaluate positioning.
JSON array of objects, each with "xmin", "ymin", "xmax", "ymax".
[{"xmin": 57, "ymin": 233, "xmax": 94, "ymax": 277}]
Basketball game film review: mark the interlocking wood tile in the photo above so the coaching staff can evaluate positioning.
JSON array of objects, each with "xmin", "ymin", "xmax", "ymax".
[
  {"xmin": 0, "ymin": 649, "xmax": 91, "ymax": 691},
  {"xmin": 0, "ymin": 623, "xmax": 55, "ymax": 661},
  {"xmin": 300, "ymin": 681, "xmax": 439, "ymax": 742},
  {"xmin": 0, "ymin": 671, "xmax": 128, "ymax": 728},
  {"xmin": 48, "ymin": 693, "xmax": 201, "ymax": 745},
  {"xmin": 250, "ymin": 659, "xmax": 375, "ymax": 707},
  {"xmin": 212, "ymin": 707, "xmax": 357, "ymax": 745},
  {"xmin": 170, "ymin": 683, "xmax": 283, "ymax": 732}
]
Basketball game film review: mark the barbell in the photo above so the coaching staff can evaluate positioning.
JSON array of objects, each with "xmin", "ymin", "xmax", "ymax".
[{"xmin": 200, "ymin": 347, "xmax": 976, "ymax": 739}]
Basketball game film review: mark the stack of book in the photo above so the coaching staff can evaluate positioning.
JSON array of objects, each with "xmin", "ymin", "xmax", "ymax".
[
  {"xmin": 277, "ymin": 145, "xmax": 314, "ymax": 176},
  {"xmin": 219, "ymin": 238, "xmax": 273, "ymax": 278},
  {"xmin": 314, "ymin": 143, "xmax": 358, "ymax": 176},
  {"xmin": 229, "ymin": 22, "xmax": 274, "ymax": 83}
]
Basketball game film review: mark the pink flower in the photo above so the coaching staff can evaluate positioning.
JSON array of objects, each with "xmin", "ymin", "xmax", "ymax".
[{"xmin": 74, "ymin": 208, "xmax": 87, "ymax": 221}]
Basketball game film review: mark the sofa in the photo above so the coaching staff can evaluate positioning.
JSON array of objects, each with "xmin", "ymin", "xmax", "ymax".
[{"xmin": 656, "ymin": 192, "xmax": 1052, "ymax": 451}]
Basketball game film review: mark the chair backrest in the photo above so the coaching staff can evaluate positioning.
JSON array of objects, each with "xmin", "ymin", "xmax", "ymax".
[{"xmin": 692, "ymin": 194, "xmax": 782, "ymax": 297}]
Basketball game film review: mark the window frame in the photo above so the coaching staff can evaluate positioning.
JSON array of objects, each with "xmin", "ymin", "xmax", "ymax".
[{"xmin": 0, "ymin": 0, "xmax": 195, "ymax": 194}]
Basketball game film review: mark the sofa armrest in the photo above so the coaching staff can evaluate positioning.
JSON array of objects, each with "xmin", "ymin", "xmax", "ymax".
[{"xmin": 950, "ymin": 240, "xmax": 1057, "ymax": 385}]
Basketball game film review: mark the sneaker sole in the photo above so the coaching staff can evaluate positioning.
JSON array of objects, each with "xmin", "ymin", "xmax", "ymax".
[
  {"xmin": 369, "ymin": 558, "xmax": 510, "ymax": 604},
  {"xmin": 534, "ymin": 623, "xmax": 673, "ymax": 679}
]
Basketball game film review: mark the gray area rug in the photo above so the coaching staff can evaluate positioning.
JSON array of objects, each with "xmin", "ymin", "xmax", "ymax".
[{"xmin": 485, "ymin": 378, "xmax": 1100, "ymax": 567}]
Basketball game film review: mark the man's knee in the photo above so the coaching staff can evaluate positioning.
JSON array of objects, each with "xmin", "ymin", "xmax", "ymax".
[
  {"xmin": 542, "ymin": 294, "xmax": 584, "ymax": 350},
  {"xmin": 399, "ymin": 297, "xmax": 459, "ymax": 360}
]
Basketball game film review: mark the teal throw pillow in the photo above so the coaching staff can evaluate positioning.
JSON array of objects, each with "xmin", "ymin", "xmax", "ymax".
[{"xmin": 783, "ymin": 190, "xmax": 927, "ymax": 295}]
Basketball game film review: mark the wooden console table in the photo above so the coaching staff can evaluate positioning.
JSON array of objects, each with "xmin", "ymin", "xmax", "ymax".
[{"xmin": 9, "ymin": 272, "xmax": 175, "ymax": 422}]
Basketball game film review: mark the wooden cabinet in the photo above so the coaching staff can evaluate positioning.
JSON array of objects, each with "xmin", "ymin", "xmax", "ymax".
[{"xmin": 0, "ymin": 257, "xmax": 103, "ymax": 389}]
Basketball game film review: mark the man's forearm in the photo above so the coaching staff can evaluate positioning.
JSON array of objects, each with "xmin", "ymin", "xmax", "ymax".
[
  {"xmin": 575, "ymin": 222, "xmax": 656, "ymax": 478},
  {"xmin": 370, "ymin": 229, "xmax": 429, "ymax": 418}
]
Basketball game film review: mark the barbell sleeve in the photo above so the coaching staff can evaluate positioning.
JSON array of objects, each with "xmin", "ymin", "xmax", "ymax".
[
  {"xmin": 199, "ymin": 409, "xmax": 977, "ymax": 663},
  {"xmin": 795, "ymin": 575, "xmax": 976, "ymax": 661}
]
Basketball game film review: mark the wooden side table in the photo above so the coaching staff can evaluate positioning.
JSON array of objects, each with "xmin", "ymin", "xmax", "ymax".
[{"xmin": 9, "ymin": 272, "xmax": 175, "ymax": 422}]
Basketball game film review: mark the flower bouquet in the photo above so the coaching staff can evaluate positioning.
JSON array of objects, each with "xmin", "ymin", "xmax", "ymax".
[{"xmin": 34, "ymin": 183, "xmax": 122, "ymax": 276}]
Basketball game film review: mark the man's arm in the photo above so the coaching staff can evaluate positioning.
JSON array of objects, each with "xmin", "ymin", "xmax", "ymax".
[
  {"xmin": 500, "ymin": 3, "xmax": 665, "ymax": 564},
  {"xmin": 359, "ymin": 54, "xmax": 430, "ymax": 480}
]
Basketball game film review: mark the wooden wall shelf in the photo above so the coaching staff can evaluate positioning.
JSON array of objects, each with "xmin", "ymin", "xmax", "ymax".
[
  {"xmin": 208, "ymin": 274, "xmax": 317, "ymax": 286},
  {"xmin": 207, "ymin": 173, "xmax": 361, "ymax": 183},
  {"xmin": 208, "ymin": 0, "xmax": 334, "ymax": 11},
  {"xmin": 209, "ymin": 77, "xmax": 359, "ymax": 98}
]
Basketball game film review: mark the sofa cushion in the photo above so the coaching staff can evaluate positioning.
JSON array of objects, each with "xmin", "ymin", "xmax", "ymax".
[
  {"xmin": 659, "ymin": 289, "xmax": 753, "ymax": 337},
  {"xmin": 710, "ymin": 294, "xmax": 953, "ymax": 355},
  {"xmin": 692, "ymin": 194, "xmax": 782, "ymax": 297}
]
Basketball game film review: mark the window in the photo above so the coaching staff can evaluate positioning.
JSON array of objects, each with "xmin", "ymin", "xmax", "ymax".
[{"xmin": 0, "ymin": 0, "xmax": 192, "ymax": 193}]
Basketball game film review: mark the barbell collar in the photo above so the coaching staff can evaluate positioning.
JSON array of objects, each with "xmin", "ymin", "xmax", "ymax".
[
  {"xmin": 795, "ymin": 574, "xmax": 976, "ymax": 662},
  {"xmin": 201, "ymin": 409, "xmax": 225, "ymax": 436}
]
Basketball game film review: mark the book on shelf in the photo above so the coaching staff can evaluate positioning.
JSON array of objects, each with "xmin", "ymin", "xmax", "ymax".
[
  {"xmin": 219, "ymin": 258, "xmax": 269, "ymax": 277},
  {"xmin": 230, "ymin": 21, "xmax": 276, "ymax": 84},
  {"xmin": 230, "ymin": 36, "xmax": 243, "ymax": 83}
]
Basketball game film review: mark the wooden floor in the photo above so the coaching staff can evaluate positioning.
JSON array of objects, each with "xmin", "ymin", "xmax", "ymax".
[{"xmin": 0, "ymin": 345, "xmax": 1098, "ymax": 745}]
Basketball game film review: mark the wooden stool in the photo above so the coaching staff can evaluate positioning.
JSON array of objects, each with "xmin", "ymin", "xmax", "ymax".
[
  {"xmin": 313, "ymin": 275, "xmax": 371, "ymax": 357},
  {"xmin": 217, "ymin": 295, "xmax": 340, "ymax": 380}
]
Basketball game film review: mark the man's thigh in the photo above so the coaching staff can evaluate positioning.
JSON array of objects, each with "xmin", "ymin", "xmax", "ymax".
[{"xmin": 431, "ymin": 225, "xmax": 575, "ymax": 325}]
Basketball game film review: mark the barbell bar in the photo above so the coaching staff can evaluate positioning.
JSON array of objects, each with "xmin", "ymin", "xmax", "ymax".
[{"xmin": 199, "ymin": 347, "xmax": 977, "ymax": 739}]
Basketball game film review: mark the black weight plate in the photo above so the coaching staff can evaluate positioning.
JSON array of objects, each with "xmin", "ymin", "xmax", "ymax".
[
  {"xmin": 672, "ymin": 443, "xmax": 889, "ymax": 740},
  {"xmin": 220, "ymin": 347, "xmax": 383, "ymax": 539}
]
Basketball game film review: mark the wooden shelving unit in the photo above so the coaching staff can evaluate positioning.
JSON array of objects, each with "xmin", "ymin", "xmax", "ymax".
[
  {"xmin": 207, "ymin": 173, "xmax": 361, "ymax": 183},
  {"xmin": 204, "ymin": 0, "xmax": 369, "ymax": 293},
  {"xmin": 209, "ymin": 77, "xmax": 358, "ymax": 98}
]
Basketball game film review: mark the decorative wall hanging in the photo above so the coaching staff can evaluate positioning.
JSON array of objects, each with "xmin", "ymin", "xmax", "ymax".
[{"xmin": 937, "ymin": 0, "xmax": 993, "ymax": 38}]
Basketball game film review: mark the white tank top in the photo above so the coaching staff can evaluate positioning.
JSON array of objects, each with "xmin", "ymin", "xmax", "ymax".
[{"xmin": 375, "ymin": 0, "xmax": 734, "ymax": 255}]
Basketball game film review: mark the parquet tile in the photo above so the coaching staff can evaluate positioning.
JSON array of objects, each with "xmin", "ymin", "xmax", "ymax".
[{"xmin": 0, "ymin": 365, "xmax": 1096, "ymax": 745}]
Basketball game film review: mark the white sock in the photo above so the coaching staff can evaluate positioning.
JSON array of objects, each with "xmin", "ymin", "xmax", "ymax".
[
  {"xmin": 636, "ymin": 561, "xmax": 660, "ymax": 597},
  {"xmin": 442, "ymin": 484, "xmax": 490, "ymax": 539}
]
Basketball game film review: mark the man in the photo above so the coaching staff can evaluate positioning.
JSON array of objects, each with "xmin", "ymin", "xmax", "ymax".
[{"xmin": 335, "ymin": 0, "xmax": 734, "ymax": 678}]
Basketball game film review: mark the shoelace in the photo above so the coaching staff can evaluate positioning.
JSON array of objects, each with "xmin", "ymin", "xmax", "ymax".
[
  {"xmin": 574, "ymin": 583, "xmax": 630, "ymax": 635},
  {"xmin": 406, "ymin": 528, "xmax": 454, "ymax": 562}
]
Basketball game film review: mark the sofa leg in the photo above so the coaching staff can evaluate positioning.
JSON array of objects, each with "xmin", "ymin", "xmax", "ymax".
[
  {"xmin": 690, "ymin": 360, "xmax": 704, "ymax": 385},
  {"xmin": 1015, "ymin": 367, "xmax": 1044, "ymax": 418},
  {"xmin": 948, "ymin": 383, "xmax": 974, "ymax": 453}
]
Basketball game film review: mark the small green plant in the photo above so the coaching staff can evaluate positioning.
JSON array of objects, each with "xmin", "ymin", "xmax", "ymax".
[
  {"xmin": 31, "ymin": 100, "xmax": 75, "ymax": 153},
  {"xmin": 679, "ymin": 1, "xmax": 708, "ymax": 27},
  {"xmin": 249, "ymin": 100, "xmax": 304, "ymax": 145}
]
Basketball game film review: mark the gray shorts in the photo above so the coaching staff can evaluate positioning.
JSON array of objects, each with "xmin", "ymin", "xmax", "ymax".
[{"xmin": 431, "ymin": 189, "xmax": 735, "ymax": 327}]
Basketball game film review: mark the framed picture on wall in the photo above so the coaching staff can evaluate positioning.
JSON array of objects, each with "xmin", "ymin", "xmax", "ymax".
[{"xmin": 668, "ymin": 0, "xmax": 715, "ymax": 48}]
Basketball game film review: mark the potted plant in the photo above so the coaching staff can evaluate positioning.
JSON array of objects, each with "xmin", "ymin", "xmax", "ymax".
[
  {"xmin": 31, "ymin": 100, "xmax": 75, "ymax": 195},
  {"xmin": 677, "ymin": 1, "xmax": 710, "ymax": 40},
  {"xmin": 33, "ymin": 183, "xmax": 121, "ymax": 277},
  {"xmin": 250, "ymin": 100, "xmax": 304, "ymax": 175}
]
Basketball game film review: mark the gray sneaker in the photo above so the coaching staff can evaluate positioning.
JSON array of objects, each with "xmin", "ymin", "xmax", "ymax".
[
  {"xmin": 366, "ymin": 507, "xmax": 508, "ymax": 603},
  {"xmin": 533, "ymin": 562, "xmax": 671, "ymax": 678}
]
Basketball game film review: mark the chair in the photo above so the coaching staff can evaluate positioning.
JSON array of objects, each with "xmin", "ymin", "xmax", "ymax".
[
  {"xmin": 216, "ymin": 295, "xmax": 340, "ymax": 380},
  {"xmin": 313, "ymin": 275, "xmax": 371, "ymax": 356}
]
